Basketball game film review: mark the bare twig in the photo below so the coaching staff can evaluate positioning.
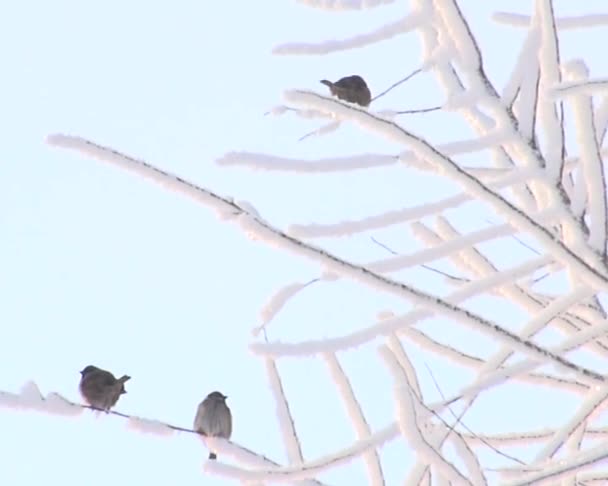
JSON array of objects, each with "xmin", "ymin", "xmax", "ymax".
[
  {"xmin": 395, "ymin": 106, "xmax": 442, "ymax": 115},
  {"xmin": 371, "ymin": 68, "xmax": 424, "ymax": 103},
  {"xmin": 424, "ymin": 364, "xmax": 528, "ymax": 466},
  {"xmin": 484, "ymin": 218, "xmax": 542, "ymax": 255},
  {"xmin": 369, "ymin": 236, "xmax": 467, "ymax": 282}
]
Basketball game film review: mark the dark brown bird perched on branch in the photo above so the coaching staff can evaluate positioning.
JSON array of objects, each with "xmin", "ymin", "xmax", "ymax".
[
  {"xmin": 79, "ymin": 365, "xmax": 131, "ymax": 411},
  {"xmin": 320, "ymin": 75, "xmax": 372, "ymax": 107}
]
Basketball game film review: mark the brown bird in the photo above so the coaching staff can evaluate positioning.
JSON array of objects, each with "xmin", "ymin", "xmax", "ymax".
[
  {"xmin": 193, "ymin": 391, "xmax": 232, "ymax": 460},
  {"xmin": 320, "ymin": 75, "xmax": 372, "ymax": 107},
  {"xmin": 79, "ymin": 365, "xmax": 130, "ymax": 411}
]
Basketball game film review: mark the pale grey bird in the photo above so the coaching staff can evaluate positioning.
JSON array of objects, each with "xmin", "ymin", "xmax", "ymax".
[
  {"xmin": 79, "ymin": 365, "xmax": 131, "ymax": 411},
  {"xmin": 320, "ymin": 75, "xmax": 372, "ymax": 107},
  {"xmin": 193, "ymin": 391, "xmax": 232, "ymax": 459}
]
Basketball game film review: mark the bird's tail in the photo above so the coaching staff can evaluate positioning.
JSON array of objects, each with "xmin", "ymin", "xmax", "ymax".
[
  {"xmin": 118, "ymin": 375, "xmax": 131, "ymax": 395},
  {"xmin": 208, "ymin": 452, "xmax": 217, "ymax": 460},
  {"xmin": 320, "ymin": 79, "xmax": 333, "ymax": 88}
]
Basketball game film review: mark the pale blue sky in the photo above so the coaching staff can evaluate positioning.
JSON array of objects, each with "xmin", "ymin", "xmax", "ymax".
[{"xmin": 2, "ymin": 1, "xmax": 607, "ymax": 485}]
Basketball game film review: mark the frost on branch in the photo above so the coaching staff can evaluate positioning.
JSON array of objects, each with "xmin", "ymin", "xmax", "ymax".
[{"xmin": 43, "ymin": 0, "xmax": 608, "ymax": 484}]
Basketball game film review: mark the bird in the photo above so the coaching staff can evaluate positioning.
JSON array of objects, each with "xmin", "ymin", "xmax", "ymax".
[
  {"xmin": 79, "ymin": 365, "xmax": 131, "ymax": 411},
  {"xmin": 320, "ymin": 75, "xmax": 372, "ymax": 107},
  {"xmin": 193, "ymin": 391, "xmax": 232, "ymax": 460}
]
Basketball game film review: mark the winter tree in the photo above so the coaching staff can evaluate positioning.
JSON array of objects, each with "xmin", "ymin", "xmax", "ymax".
[{"xmin": 3, "ymin": 0, "xmax": 608, "ymax": 485}]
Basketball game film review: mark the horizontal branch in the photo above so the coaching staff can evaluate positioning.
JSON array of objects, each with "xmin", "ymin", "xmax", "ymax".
[
  {"xmin": 288, "ymin": 168, "xmax": 543, "ymax": 238},
  {"xmin": 552, "ymin": 79, "xmax": 608, "ymax": 98},
  {"xmin": 272, "ymin": 13, "xmax": 422, "ymax": 55},
  {"xmin": 502, "ymin": 439, "xmax": 608, "ymax": 485},
  {"xmin": 217, "ymin": 152, "xmax": 398, "ymax": 173},
  {"xmin": 0, "ymin": 382, "xmax": 331, "ymax": 485},
  {"xmin": 492, "ymin": 12, "xmax": 608, "ymax": 29},
  {"xmin": 294, "ymin": 0, "xmax": 396, "ymax": 11}
]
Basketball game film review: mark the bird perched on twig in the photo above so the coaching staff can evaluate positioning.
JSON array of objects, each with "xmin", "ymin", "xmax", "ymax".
[
  {"xmin": 79, "ymin": 365, "xmax": 131, "ymax": 411},
  {"xmin": 320, "ymin": 75, "xmax": 372, "ymax": 107},
  {"xmin": 193, "ymin": 391, "xmax": 232, "ymax": 460}
]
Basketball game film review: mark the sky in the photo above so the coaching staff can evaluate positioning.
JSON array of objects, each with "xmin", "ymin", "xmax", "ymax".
[{"xmin": 2, "ymin": 1, "xmax": 608, "ymax": 485}]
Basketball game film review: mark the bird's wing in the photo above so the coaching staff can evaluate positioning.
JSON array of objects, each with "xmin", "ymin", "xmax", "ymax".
[
  {"xmin": 225, "ymin": 406, "xmax": 232, "ymax": 438},
  {"xmin": 98, "ymin": 370, "xmax": 118, "ymax": 388},
  {"xmin": 82, "ymin": 370, "xmax": 117, "ymax": 396},
  {"xmin": 335, "ymin": 76, "xmax": 360, "ymax": 90},
  {"xmin": 210, "ymin": 403, "xmax": 231, "ymax": 438},
  {"xmin": 193, "ymin": 400, "xmax": 208, "ymax": 432}
]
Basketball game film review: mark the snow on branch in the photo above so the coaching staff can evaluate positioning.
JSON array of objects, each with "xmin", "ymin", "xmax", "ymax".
[
  {"xmin": 0, "ymin": 381, "xmax": 82, "ymax": 417},
  {"xmin": 272, "ymin": 13, "xmax": 423, "ymax": 55},
  {"xmin": 323, "ymin": 353, "xmax": 385, "ymax": 485},
  {"xmin": 552, "ymin": 79, "xmax": 608, "ymax": 98},
  {"xmin": 592, "ymin": 96, "xmax": 608, "ymax": 145},
  {"xmin": 242, "ymin": 218, "xmax": 605, "ymax": 381},
  {"xmin": 46, "ymin": 134, "xmax": 244, "ymax": 221},
  {"xmin": 47, "ymin": 134, "xmax": 603, "ymax": 383},
  {"xmin": 479, "ymin": 286, "xmax": 596, "ymax": 376},
  {"xmin": 534, "ymin": 0, "xmax": 565, "ymax": 183},
  {"xmin": 379, "ymin": 345, "xmax": 475, "ymax": 485},
  {"xmin": 295, "ymin": 0, "xmax": 396, "ymax": 11},
  {"xmin": 501, "ymin": 27, "xmax": 540, "ymax": 109},
  {"xmin": 432, "ymin": 0, "xmax": 482, "ymax": 71},
  {"xmin": 288, "ymin": 168, "xmax": 543, "ymax": 238},
  {"xmin": 251, "ymin": 255, "xmax": 551, "ymax": 357},
  {"xmin": 1, "ymin": 381, "xmax": 331, "ymax": 483},
  {"xmin": 502, "ymin": 440, "xmax": 608, "ymax": 485},
  {"xmin": 217, "ymin": 152, "xmax": 398, "ymax": 173},
  {"xmin": 366, "ymin": 227, "xmax": 551, "ymax": 274},
  {"xmin": 402, "ymin": 325, "xmax": 589, "ymax": 394},
  {"xmin": 563, "ymin": 60, "xmax": 608, "ymax": 253},
  {"xmin": 450, "ymin": 319, "xmax": 608, "ymax": 408},
  {"xmin": 462, "ymin": 427, "xmax": 607, "ymax": 447},
  {"xmin": 206, "ymin": 424, "xmax": 398, "ymax": 482},
  {"xmin": 265, "ymin": 359, "xmax": 305, "ymax": 465},
  {"xmin": 493, "ymin": 12, "xmax": 608, "ymax": 30},
  {"xmin": 424, "ymin": 219, "xmax": 608, "ymax": 357},
  {"xmin": 282, "ymin": 90, "xmax": 608, "ymax": 291},
  {"xmin": 30, "ymin": 1, "xmax": 608, "ymax": 484},
  {"xmin": 532, "ymin": 383, "xmax": 608, "ymax": 463},
  {"xmin": 254, "ymin": 278, "xmax": 319, "ymax": 338},
  {"xmin": 265, "ymin": 105, "xmax": 330, "ymax": 120}
]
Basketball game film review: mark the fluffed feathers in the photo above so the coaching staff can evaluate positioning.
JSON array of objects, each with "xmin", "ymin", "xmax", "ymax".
[
  {"xmin": 320, "ymin": 75, "xmax": 371, "ymax": 107},
  {"xmin": 79, "ymin": 365, "xmax": 130, "ymax": 411},
  {"xmin": 193, "ymin": 391, "xmax": 232, "ymax": 460}
]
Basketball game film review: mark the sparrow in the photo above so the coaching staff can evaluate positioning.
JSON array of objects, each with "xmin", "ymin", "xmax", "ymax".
[
  {"xmin": 193, "ymin": 391, "xmax": 232, "ymax": 460},
  {"xmin": 79, "ymin": 365, "xmax": 131, "ymax": 411},
  {"xmin": 320, "ymin": 75, "xmax": 372, "ymax": 107}
]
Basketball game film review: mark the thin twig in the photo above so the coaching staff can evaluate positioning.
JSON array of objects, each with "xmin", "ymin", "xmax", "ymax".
[
  {"xmin": 370, "ymin": 236, "xmax": 467, "ymax": 282},
  {"xmin": 424, "ymin": 364, "xmax": 528, "ymax": 466},
  {"xmin": 395, "ymin": 106, "xmax": 442, "ymax": 115},
  {"xmin": 371, "ymin": 68, "xmax": 423, "ymax": 103},
  {"xmin": 401, "ymin": 375, "xmax": 485, "ymax": 484},
  {"xmin": 370, "ymin": 236, "xmax": 399, "ymax": 255},
  {"xmin": 81, "ymin": 403, "xmax": 204, "ymax": 436},
  {"xmin": 530, "ymin": 272, "xmax": 551, "ymax": 285},
  {"xmin": 299, "ymin": 129, "xmax": 317, "ymax": 142},
  {"xmin": 484, "ymin": 218, "xmax": 542, "ymax": 256}
]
